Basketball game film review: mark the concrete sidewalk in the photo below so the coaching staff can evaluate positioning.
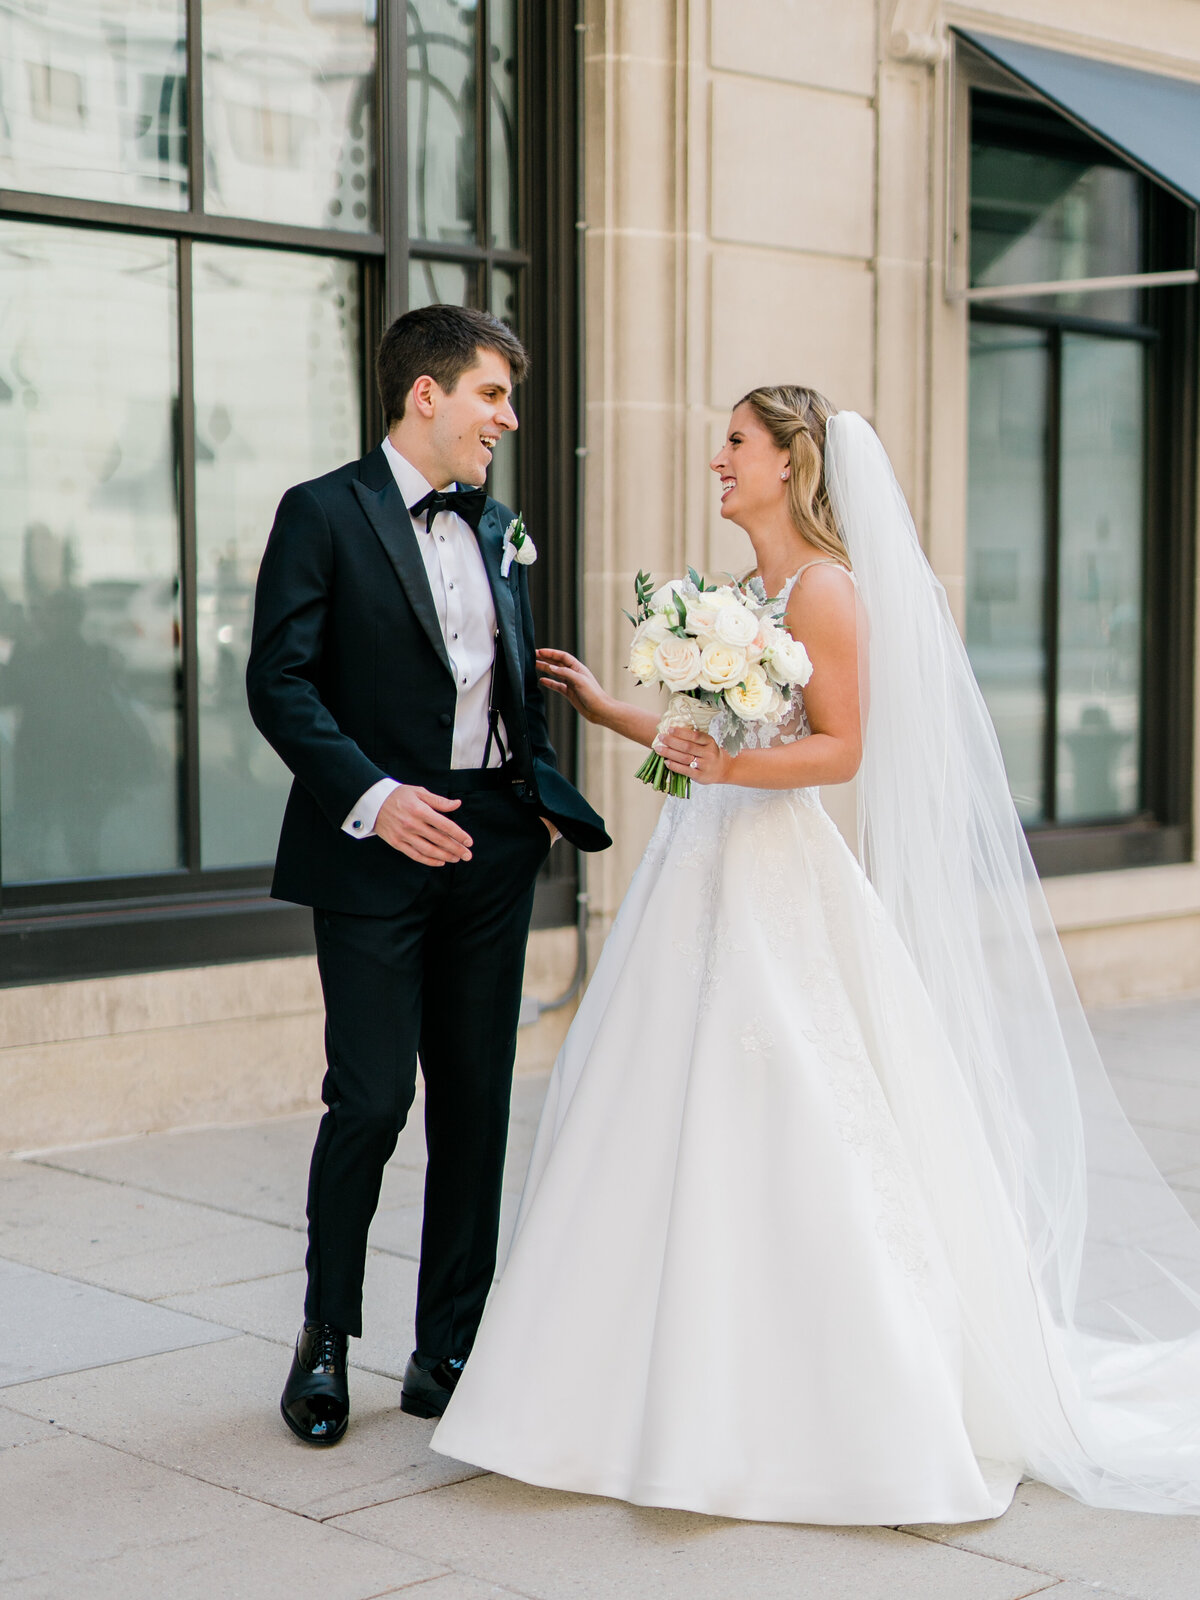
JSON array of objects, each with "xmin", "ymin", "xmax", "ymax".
[{"xmin": 3, "ymin": 1000, "xmax": 1200, "ymax": 1599}]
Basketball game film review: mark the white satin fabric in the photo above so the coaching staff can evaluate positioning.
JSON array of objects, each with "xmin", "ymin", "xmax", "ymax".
[{"xmin": 434, "ymin": 777, "xmax": 1036, "ymax": 1522}]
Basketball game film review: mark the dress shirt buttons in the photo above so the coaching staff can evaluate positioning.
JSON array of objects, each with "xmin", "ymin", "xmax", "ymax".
[
  {"xmin": 452, "ymin": 631, "xmax": 458, "ymax": 640},
  {"xmin": 448, "ymin": 581, "xmax": 454, "ymax": 590}
]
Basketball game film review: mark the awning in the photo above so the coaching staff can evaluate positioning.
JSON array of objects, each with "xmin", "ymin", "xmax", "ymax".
[{"xmin": 956, "ymin": 29, "xmax": 1200, "ymax": 210}]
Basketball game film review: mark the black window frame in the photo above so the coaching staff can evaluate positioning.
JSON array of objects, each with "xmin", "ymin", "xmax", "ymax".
[
  {"xmin": 967, "ymin": 89, "xmax": 1197, "ymax": 879},
  {"xmin": 0, "ymin": 0, "xmax": 580, "ymax": 985}
]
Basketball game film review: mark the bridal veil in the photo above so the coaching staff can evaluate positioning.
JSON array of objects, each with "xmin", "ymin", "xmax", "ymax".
[{"xmin": 825, "ymin": 411, "xmax": 1200, "ymax": 1512}]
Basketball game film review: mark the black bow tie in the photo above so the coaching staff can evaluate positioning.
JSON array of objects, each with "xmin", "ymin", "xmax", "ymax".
[{"xmin": 409, "ymin": 486, "xmax": 488, "ymax": 534}]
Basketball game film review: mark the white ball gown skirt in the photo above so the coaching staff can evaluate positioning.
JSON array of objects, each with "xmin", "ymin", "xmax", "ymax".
[{"xmin": 431, "ymin": 782, "xmax": 1078, "ymax": 1524}]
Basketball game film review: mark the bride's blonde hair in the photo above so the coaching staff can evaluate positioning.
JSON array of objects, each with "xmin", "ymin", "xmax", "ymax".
[{"xmin": 736, "ymin": 385, "xmax": 850, "ymax": 570}]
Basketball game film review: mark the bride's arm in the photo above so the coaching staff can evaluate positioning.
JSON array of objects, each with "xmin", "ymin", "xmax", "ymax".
[
  {"xmin": 658, "ymin": 565, "xmax": 862, "ymax": 788},
  {"xmin": 536, "ymin": 648, "xmax": 660, "ymax": 748}
]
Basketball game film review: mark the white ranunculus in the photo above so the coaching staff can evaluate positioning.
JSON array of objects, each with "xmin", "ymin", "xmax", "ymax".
[
  {"xmin": 726, "ymin": 664, "xmax": 783, "ymax": 722},
  {"xmin": 704, "ymin": 587, "xmax": 741, "ymax": 610},
  {"xmin": 713, "ymin": 603, "xmax": 760, "ymax": 649},
  {"xmin": 698, "ymin": 642, "xmax": 748, "ymax": 692},
  {"xmin": 629, "ymin": 635, "xmax": 659, "ymax": 683},
  {"xmin": 653, "ymin": 636, "xmax": 704, "ymax": 691},
  {"xmin": 765, "ymin": 632, "xmax": 814, "ymax": 687}
]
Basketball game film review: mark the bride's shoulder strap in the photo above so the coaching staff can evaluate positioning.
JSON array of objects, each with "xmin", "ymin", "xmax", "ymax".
[{"xmin": 783, "ymin": 560, "xmax": 855, "ymax": 603}]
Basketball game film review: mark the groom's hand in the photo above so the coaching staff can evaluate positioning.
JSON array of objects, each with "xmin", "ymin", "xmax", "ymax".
[{"xmin": 375, "ymin": 785, "xmax": 473, "ymax": 865}]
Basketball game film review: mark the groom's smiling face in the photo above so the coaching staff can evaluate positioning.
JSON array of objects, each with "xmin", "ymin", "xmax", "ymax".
[{"xmin": 427, "ymin": 348, "xmax": 519, "ymax": 488}]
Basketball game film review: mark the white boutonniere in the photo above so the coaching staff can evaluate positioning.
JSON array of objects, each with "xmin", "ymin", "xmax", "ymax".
[{"xmin": 501, "ymin": 512, "xmax": 537, "ymax": 577}]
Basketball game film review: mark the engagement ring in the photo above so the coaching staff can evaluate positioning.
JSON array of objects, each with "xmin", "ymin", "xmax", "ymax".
[{"xmin": 690, "ymin": 758, "xmax": 699, "ymax": 770}]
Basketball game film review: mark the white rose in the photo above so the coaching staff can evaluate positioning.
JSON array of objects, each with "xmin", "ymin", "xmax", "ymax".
[
  {"xmin": 765, "ymin": 632, "xmax": 814, "ymax": 687},
  {"xmin": 514, "ymin": 536, "xmax": 537, "ymax": 566},
  {"xmin": 726, "ymin": 664, "xmax": 783, "ymax": 722},
  {"xmin": 629, "ymin": 635, "xmax": 659, "ymax": 683},
  {"xmin": 698, "ymin": 642, "xmax": 748, "ymax": 691},
  {"xmin": 713, "ymin": 603, "xmax": 760, "ymax": 649},
  {"xmin": 653, "ymin": 636, "xmax": 704, "ymax": 691},
  {"xmin": 686, "ymin": 601, "xmax": 718, "ymax": 637},
  {"xmin": 650, "ymin": 579, "xmax": 686, "ymax": 613},
  {"xmin": 634, "ymin": 612, "xmax": 673, "ymax": 646},
  {"xmin": 661, "ymin": 692, "xmax": 719, "ymax": 733}
]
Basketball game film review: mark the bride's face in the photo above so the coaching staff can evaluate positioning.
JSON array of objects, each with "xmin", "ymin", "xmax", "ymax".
[{"xmin": 710, "ymin": 404, "xmax": 790, "ymax": 526}]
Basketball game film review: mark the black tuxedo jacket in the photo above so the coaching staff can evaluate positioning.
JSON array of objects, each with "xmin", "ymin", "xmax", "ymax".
[{"xmin": 247, "ymin": 445, "xmax": 610, "ymax": 916}]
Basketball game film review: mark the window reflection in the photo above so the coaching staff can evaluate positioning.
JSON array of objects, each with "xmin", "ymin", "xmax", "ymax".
[
  {"xmin": 0, "ymin": 223, "xmax": 183, "ymax": 884},
  {"xmin": 966, "ymin": 323, "xmax": 1050, "ymax": 825},
  {"xmin": 488, "ymin": 265, "xmax": 520, "ymax": 508},
  {"xmin": 202, "ymin": 0, "xmax": 376, "ymax": 231},
  {"xmin": 1056, "ymin": 336, "xmax": 1144, "ymax": 821},
  {"xmin": 489, "ymin": 0, "xmax": 518, "ymax": 249},
  {"xmin": 409, "ymin": 256, "xmax": 472, "ymax": 309},
  {"xmin": 0, "ymin": 0, "xmax": 188, "ymax": 208},
  {"xmin": 407, "ymin": 0, "xmax": 478, "ymax": 244},
  {"xmin": 971, "ymin": 137, "xmax": 1140, "ymax": 321},
  {"xmin": 192, "ymin": 245, "xmax": 362, "ymax": 869}
]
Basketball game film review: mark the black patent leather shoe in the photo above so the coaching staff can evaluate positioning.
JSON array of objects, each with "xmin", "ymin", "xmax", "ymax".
[
  {"xmin": 400, "ymin": 1352, "xmax": 465, "ymax": 1418},
  {"xmin": 280, "ymin": 1322, "xmax": 349, "ymax": 1446}
]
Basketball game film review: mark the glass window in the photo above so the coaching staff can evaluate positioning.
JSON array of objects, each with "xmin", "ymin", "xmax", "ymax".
[
  {"xmin": 192, "ymin": 244, "xmax": 362, "ymax": 868},
  {"xmin": 0, "ymin": 0, "xmax": 188, "ymax": 209},
  {"xmin": 488, "ymin": 0, "xmax": 518, "ymax": 249},
  {"xmin": 966, "ymin": 322, "xmax": 1051, "ymax": 825},
  {"xmin": 201, "ymin": 0, "xmax": 377, "ymax": 231},
  {"xmin": 409, "ymin": 256, "xmax": 473, "ymax": 310},
  {"xmin": 970, "ymin": 94, "xmax": 1141, "ymax": 322},
  {"xmin": 1057, "ymin": 335, "xmax": 1144, "ymax": 822},
  {"xmin": 407, "ymin": 0, "xmax": 478, "ymax": 245},
  {"xmin": 0, "ymin": 223, "xmax": 183, "ymax": 884},
  {"xmin": 964, "ymin": 94, "xmax": 1177, "ymax": 863}
]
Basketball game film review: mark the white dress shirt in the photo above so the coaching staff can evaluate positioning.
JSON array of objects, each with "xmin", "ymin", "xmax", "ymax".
[{"xmin": 342, "ymin": 440, "xmax": 508, "ymax": 838}]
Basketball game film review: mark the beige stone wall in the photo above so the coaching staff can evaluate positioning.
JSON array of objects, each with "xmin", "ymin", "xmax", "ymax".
[
  {"xmin": 0, "ymin": 928, "xmax": 578, "ymax": 1152},
  {"xmin": 576, "ymin": 0, "xmax": 1200, "ymax": 1003}
]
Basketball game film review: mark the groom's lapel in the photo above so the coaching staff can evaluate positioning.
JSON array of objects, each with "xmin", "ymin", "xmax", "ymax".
[
  {"xmin": 351, "ymin": 452, "xmax": 453, "ymax": 680},
  {"xmin": 474, "ymin": 501, "xmax": 523, "ymax": 686}
]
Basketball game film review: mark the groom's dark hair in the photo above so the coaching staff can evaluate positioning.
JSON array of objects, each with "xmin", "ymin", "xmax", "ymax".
[{"xmin": 377, "ymin": 304, "xmax": 529, "ymax": 426}]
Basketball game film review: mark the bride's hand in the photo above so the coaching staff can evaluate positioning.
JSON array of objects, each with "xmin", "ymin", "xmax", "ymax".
[
  {"xmin": 537, "ymin": 648, "xmax": 613, "ymax": 725},
  {"xmin": 656, "ymin": 726, "xmax": 733, "ymax": 785}
]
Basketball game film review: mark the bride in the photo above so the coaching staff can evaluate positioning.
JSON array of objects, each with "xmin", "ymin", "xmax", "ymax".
[{"xmin": 431, "ymin": 386, "xmax": 1200, "ymax": 1523}]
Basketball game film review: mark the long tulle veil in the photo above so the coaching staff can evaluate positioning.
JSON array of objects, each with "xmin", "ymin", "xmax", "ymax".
[{"xmin": 825, "ymin": 410, "xmax": 1200, "ymax": 1512}]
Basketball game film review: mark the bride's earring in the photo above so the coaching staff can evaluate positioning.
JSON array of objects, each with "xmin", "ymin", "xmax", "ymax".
[{"xmin": 780, "ymin": 470, "xmax": 789, "ymax": 480}]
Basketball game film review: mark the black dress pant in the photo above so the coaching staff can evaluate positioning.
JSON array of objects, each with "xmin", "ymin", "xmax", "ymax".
[{"xmin": 304, "ymin": 777, "xmax": 551, "ymax": 1350}]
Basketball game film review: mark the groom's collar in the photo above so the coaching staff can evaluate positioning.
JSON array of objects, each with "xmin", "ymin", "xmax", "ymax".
[{"xmin": 379, "ymin": 437, "xmax": 484, "ymax": 517}]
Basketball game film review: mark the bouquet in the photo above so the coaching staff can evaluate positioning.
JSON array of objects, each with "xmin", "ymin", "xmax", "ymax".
[{"xmin": 626, "ymin": 567, "xmax": 814, "ymax": 797}]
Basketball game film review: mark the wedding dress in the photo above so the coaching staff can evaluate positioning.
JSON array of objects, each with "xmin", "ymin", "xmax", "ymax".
[{"xmin": 432, "ymin": 415, "xmax": 1200, "ymax": 1523}]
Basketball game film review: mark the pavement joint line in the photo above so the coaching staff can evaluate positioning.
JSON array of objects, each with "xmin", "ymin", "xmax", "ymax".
[
  {"xmin": 11, "ymin": 1152, "xmax": 313, "ymax": 1235},
  {"xmin": 896, "ymin": 1525, "xmax": 1064, "ymax": 1586},
  {"xmin": 4, "ymin": 1398, "xmax": 484, "ymax": 1543},
  {"xmin": 0, "ymin": 1326, "xmax": 241, "ymax": 1396},
  {"xmin": 0, "ymin": 1248, "xmax": 285, "ymax": 1321},
  {"xmin": 313, "ymin": 1467, "xmax": 493, "ymax": 1522}
]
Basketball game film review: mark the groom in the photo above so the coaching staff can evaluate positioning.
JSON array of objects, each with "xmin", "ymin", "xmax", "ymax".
[{"xmin": 247, "ymin": 303, "xmax": 609, "ymax": 1445}]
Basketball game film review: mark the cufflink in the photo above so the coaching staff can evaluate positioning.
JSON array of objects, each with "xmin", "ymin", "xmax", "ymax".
[{"xmin": 352, "ymin": 819, "xmax": 363, "ymax": 830}]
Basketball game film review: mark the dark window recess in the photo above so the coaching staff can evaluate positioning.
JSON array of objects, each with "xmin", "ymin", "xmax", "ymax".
[{"xmin": 965, "ymin": 90, "xmax": 1196, "ymax": 877}]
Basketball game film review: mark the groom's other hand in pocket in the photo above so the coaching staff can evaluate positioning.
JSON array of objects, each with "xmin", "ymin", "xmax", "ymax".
[{"xmin": 375, "ymin": 786, "xmax": 474, "ymax": 865}]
